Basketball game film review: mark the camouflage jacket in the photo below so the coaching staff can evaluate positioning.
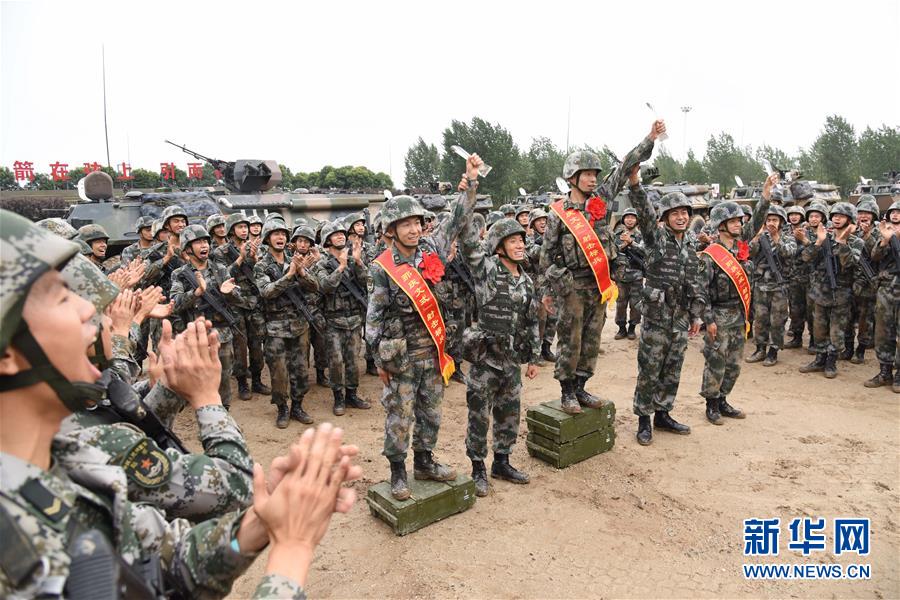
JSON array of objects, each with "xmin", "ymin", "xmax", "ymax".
[
  {"xmin": 435, "ymin": 253, "xmax": 475, "ymax": 312},
  {"xmin": 800, "ymin": 231, "xmax": 861, "ymax": 306},
  {"xmin": 170, "ymin": 260, "xmax": 244, "ymax": 343},
  {"xmin": 254, "ymin": 250, "xmax": 320, "ymax": 337},
  {"xmin": 0, "ymin": 450, "xmax": 264, "ymax": 598},
  {"xmin": 613, "ymin": 224, "xmax": 645, "ymax": 283},
  {"xmin": 699, "ymin": 241, "xmax": 749, "ymax": 329},
  {"xmin": 749, "ymin": 230, "xmax": 796, "ymax": 293},
  {"xmin": 869, "ymin": 227, "xmax": 900, "ymax": 299},
  {"xmin": 366, "ymin": 188, "xmax": 477, "ymax": 365},
  {"xmin": 852, "ymin": 230, "xmax": 880, "ymax": 298},
  {"xmin": 313, "ymin": 252, "xmax": 368, "ymax": 329},
  {"xmin": 211, "ymin": 241, "xmax": 261, "ymax": 310},
  {"xmin": 140, "ymin": 241, "xmax": 186, "ymax": 293}
]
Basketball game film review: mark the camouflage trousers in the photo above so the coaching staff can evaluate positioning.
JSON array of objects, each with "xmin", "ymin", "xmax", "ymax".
[
  {"xmin": 264, "ymin": 334, "xmax": 309, "ymax": 406},
  {"xmin": 217, "ymin": 336, "xmax": 235, "ymax": 408},
  {"xmin": 380, "ymin": 355, "xmax": 443, "ymax": 461},
  {"xmin": 753, "ymin": 288, "xmax": 789, "ymax": 348},
  {"xmin": 309, "ymin": 325, "xmax": 329, "ymax": 370},
  {"xmin": 845, "ymin": 295, "xmax": 875, "ymax": 349},
  {"xmin": 538, "ymin": 305, "xmax": 558, "ymax": 345},
  {"xmin": 633, "ymin": 318, "xmax": 689, "ymax": 416},
  {"xmin": 325, "ymin": 326, "xmax": 360, "ymax": 390},
  {"xmin": 444, "ymin": 306, "xmax": 467, "ymax": 361},
  {"xmin": 873, "ymin": 286, "xmax": 900, "ymax": 367},
  {"xmin": 787, "ymin": 280, "xmax": 809, "ymax": 335},
  {"xmin": 554, "ymin": 288, "xmax": 607, "ymax": 381},
  {"xmin": 465, "ymin": 361, "xmax": 522, "ymax": 461},
  {"xmin": 812, "ymin": 301, "xmax": 852, "ymax": 354},
  {"xmin": 232, "ymin": 307, "xmax": 266, "ymax": 380},
  {"xmin": 615, "ymin": 279, "xmax": 643, "ymax": 326},
  {"xmin": 700, "ymin": 323, "xmax": 745, "ymax": 399}
]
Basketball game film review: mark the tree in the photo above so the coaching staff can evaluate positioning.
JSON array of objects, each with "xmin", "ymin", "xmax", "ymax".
[
  {"xmin": 404, "ymin": 137, "xmax": 441, "ymax": 188},
  {"xmin": 0, "ymin": 167, "xmax": 17, "ymax": 190},
  {"xmin": 439, "ymin": 117, "xmax": 521, "ymax": 201},
  {"xmin": 653, "ymin": 148, "xmax": 683, "ymax": 183},
  {"xmin": 520, "ymin": 137, "xmax": 564, "ymax": 193},
  {"xmin": 703, "ymin": 133, "xmax": 762, "ymax": 192},
  {"xmin": 809, "ymin": 115, "xmax": 858, "ymax": 196},
  {"xmin": 858, "ymin": 125, "xmax": 900, "ymax": 181},
  {"xmin": 682, "ymin": 150, "xmax": 708, "ymax": 183}
]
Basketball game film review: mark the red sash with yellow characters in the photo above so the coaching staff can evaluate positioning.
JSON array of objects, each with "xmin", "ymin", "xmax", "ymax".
[
  {"xmin": 549, "ymin": 200, "xmax": 618, "ymax": 304},
  {"xmin": 374, "ymin": 249, "xmax": 456, "ymax": 384},
  {"xmin": 700, "ymin": 243, "xmax": 752, "ymax": 335}
]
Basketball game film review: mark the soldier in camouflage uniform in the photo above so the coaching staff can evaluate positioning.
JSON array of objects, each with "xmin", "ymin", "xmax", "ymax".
[
  {"xmin": 211, "ymin": 213, "xmax": 270, "ymax": 400},
  {"xmin": 797, "ymin": 202, "xmax": 862, "ymax": 378},
  {"xmin": 844, "ymin": 196, "xmax": 880, "ymax": 364},
  {"xmin": 459, "ymin": 215, "xmax": 540, "ymax": 496},
  {"xmin": 540, "ymin": 122, "xmax": 660, "ymax": 414},
  {"xmin": 120, "ymin": 215, "xmax": 156, "ymax": 265},
  {"xmin": 254, "ymin": 219, "xmax": 320, "ymax": 427},
  {"xmin": 247, "ymin": 214, "xmax": 263, "ymax": 244},
  {"xmin": 746, "ymin": 203, "xmax": 795, "ymax": 366},
  {"xmin": 292, "ymin": 223, "xmax": 331, "ymax": 387},
  {"xmin": 613, "ymin": 207, "xmax": 645, "ymax": 340},
  {"xmin": 515, "ymin": 205, "xmax": 531, "ymax": 228},
  {"xmin": 795, "ymin": 202, "xmax": 830, "ymax": 354},
  {"xmin": 783, "ymin": 205, "xmax": 809, "ymax": 349},
  {"xmin": 366, "ymin": 155, "xmax": 481, "ymax": 500},
  {"xmin": 344, "ymin": 212, "xmax": 379, "ymax": 375},
  {"xmin": 629, "ymin": 161, "xmax": 707, "ymax": 446},
  {"xmin": 499, "ymin": 203, "xmax": 516, "ymax": 218},
  {"xmin": 698, "ymin": 178, "xmax": 772, "ymax": 424},
  {"xmin": 526, "ymin": 208, "xmax": 558, "ymax": 362},
  {"xmin": 313, "ymin": 220, "xmax": 372, "ymax": 416},
  {"xmin": 864, "ymin": 201, "xmax": 900, "ymax": 392},
  {"xmin": 207, "ymin": 214, "xmax": 228, "ymax": 248},
  {"xmin": 436, "ymin": 238, "xmax": 476, "ymax": 384},
  {"xmin": 76, "ymin": 223, "xmax": 111, "ymax": 272},
  {"xmin": 170, "ymin": 225, "xmax": 243, "ymax": 409}
]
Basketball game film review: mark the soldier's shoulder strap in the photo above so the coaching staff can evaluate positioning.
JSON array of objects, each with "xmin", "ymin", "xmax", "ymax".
[{"xmin": 0, "ymin": 501, "xmax": 44, "ymax": 588}]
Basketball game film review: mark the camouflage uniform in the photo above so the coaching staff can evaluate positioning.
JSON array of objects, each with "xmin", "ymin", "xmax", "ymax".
[
  {"xmin": 613, "ymin": 210, "xmax": 645, "ymax": 338},
  {"xmin": 866, "ymin": 203, "xmax": 900, "ymax": 389},
  {"xmin": 784, "ymin": 205, "xmax": 809, "ymax": 347},
  {"xmin": 526, "ymin": 215, "xmax": 558, "ymax": 359},
  {"xmin": 434, "ymin": 252, "xmax": 475, "ymax": 372},
  {"xmin": 748, "ymin": 206, "xmax": 795, "ymax": 358},
  {"xmin": 845, "ymin": 198, "xmax": 881, "ymax": 363}
]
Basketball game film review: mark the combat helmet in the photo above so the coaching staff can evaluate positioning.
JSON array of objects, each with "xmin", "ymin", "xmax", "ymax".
[
  {"xmin": 77, "ymin": 223, "xmax": 110, "ymax": 244},
  {"xmin": 321, "ymin": 220, "xmax": 348, "ymax": 247},
  {"xmin": 36, "ymin": 217, "xmax": 78, "ymax": 239},
  {"xmin": 423, "ymin": 210, "xmax": 436, "ymax": 222},
  {"xmin": 264, "ymin": 212, "xmax": 284, "ymax": 224},
  {"xmin": 487, "ymin": 218, "xmax": 526, "ymax": 255},
  {"xmin": 741, "ymin": 205, "xmax": 752, "ymax": 217},
  {"xmin": 379, "ymin": 195, "xmax": 425, "ymax": 231},
  {"xmin": 805, "ymin": 202, "xmax": 829, "ymax": 219},
  {"xmin": 709, "ymin": 201, "xmax": 744, "ymax": 230},
  {"xmin": 621, "ymin": 208, "xmax": 638, "ymax": 218},
  {"xmin": 563, "ymin": 150, "xmax": 603, "ymax": 179},
  {"xmin": 134, "ymin": 215, "xmax": 155, "ymax": 233},
  {"xmin": 225, "ymin": 212, "xmax": 251, "ymax": 236},
  {"xmin": 855, "ymin": 195, "xmax": 879, "ymax": 217},
  {"xmin": 498, "ymin": 203, "xmax": 516, "ymax": 216},
  {"xmin": 887, "ymin": 200, "xmax": 900, "ymax": 217},
  {"xmin": 206, "ymin": 214, "xmax": 226, "ymax": 232},
  {"xmin": 515, "ymin": 205, "xmax": 531, "ymax": 219},
  {"xmin": 485, "ymin": 210, "xmax": 505, "ymax": 230},
  {"xmin": 160, "ymin": 205, "xmax": 188, "ymax": 229},
  {"xmin": 528, "ymin": 208, "xmax": 549, "ymax": 227},
  {"xmin": 247, "ymin": 214, "xmax": 263, "ymax": 226},
  {"xmin": 344, "ymin": 211, "xmax": 366, "ymax": 230},
  {"xmin": 770, "ymin": 187, "xmax": 784, "ymax": 203},
  {"xmin": 373, "ymin": 212, "xmax": 383, "ymax": 235},
  {"xmin": 179, "ymin": 224, "xmax": 211, "ymax": 252},
  {"xmin": 63, "ymin": 254, "xmax": 120, "ymax": 320},
  {"xmin": 657, "ymin": 192, "xmax": 694, "ymax": 220},
  {"xmin": 829, "ymin": 202, "xmax": 857, "ymax": 224},
  {"xmin": 786, "ymin": 205, "xmax": 806, "ymax": 221},
  {"xmin": 767, "ymin": 205, "xmax": 788, "ymax": 223},
  {"xmin": 291, "ymin": 224, "xmax": 316, "ymax": 243},
  {"xmin": 261, "ymin": 219, "xmax": 289, "ymax": 244},
  {"xmin": 151, "ymin": 219, "xmax": 166, "ymax": 241}
]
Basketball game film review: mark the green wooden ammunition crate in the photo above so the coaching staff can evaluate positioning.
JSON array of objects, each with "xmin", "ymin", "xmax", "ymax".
[
  {"xmin": 526, "ymin": 427, "xmax": 616, "ymax": 468},
  {"xmin": 366, "ymin": 475, "xmax": 476, "ymax": 536},
  {"xmin": 525, "ymin": 399, "xmax": 615, "ymax": 444}
]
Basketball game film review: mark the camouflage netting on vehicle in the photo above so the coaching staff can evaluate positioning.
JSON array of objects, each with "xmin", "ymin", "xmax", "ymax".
[
  {"xmin": 0, "ymin": 196, "xmax": 72, "ymax": 221},
  {"xmin": 137, "ymin": 192, "xmax": 221, "ymax": 225}
]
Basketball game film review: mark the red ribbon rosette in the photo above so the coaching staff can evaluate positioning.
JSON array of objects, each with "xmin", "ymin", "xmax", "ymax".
[
  {"xmin": 586, "ymin": 196, "xmax": 607, "ymax": 226},
  {"xmin": 419, "ymin": 251, "xmax": 445, "ymax": 284},
  {"xmin": 736, "ymin": 241, "xmax": 750, "ymax": 262}
]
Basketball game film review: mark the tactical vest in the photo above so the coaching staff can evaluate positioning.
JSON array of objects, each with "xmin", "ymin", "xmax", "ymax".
[
  {"xmin": 381, "ymin": 244, "xmax": 440, "ymax": 357},
  {"xmin": 552, "ymin": 208, "xmax": 614, "ymax": 279},
  {"xmin": 261, "ymin": 259, "xmax": 298, "ymax": 319},
  {"xmin": 175, "ymin": 266, "xmax": 229, "ymax": 329},
  {"xmin": 707, "ymin": 247, "xmax": 744, "ymax": 309},
  {"xmin": 644, "ymin": 229, "xmax": 695, "ymax": 308},
  {"xmin": 321, "ymin": 256, "xmax": 361, "ymax": 317},
  {"xmin": 477, "ymin": 264, "xmax": 533, "ymax": 362},
  {"xmin": 145, "ymin": 245, "xmax": 184, "ymax": 293}
]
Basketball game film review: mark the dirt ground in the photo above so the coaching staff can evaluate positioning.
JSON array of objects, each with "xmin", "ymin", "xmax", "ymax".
[{"xmin": 176, "ymin": 315, "xmax": 899, "ymax": 599}]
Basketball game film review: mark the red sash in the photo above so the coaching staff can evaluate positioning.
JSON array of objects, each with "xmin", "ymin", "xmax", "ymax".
[
  {"xmin": 549, "ymin": 200, "xmax": 618, "ymax": 304},
  {"xmin": 374, "ymin": 249, "xmax": 456, "ymax": 384},
  {"xmin": 701, "ymin": 243, "xmax": 752, "ymax": 335}
]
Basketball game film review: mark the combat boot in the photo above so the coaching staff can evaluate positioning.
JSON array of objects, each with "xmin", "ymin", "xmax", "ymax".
[
  {"xmin": 251, "ymin": 373, "xmax": 271, "ymax": 395},
  {"xmin": 864, "ymin": 363, "xmax": 892, "ymax": 388},
  {"xmin": 839, "ymin": 340, "xmax": 854, "ymax": 361},
  {"xmin": 332, "ymin": 388, "xmax": 346, "ymax": 416},
  {"xmin": 653, "ymin": 410, "xmax": 691, "ymax": 435},
  {"xmin": 614, "ymin": 321, "xmax": 628, "ymax": 340},
  {"xmin": 290, "ymin": 397, "xmax": 313, "ymax": 424},
  {"xmin": 237, "ymin": 378, "xmax": 252, "ymax": 401},
  {"xmin": 413, "ymin": 450, "xmax": 456, "ymax": 481},
  {"xmin": 718, "ymin": 396, "xmax": 745, "ymax": 419},
  {"xmin": 806, "ymin": 338, "xmax": 816, "ymax": 355},
  {"xmin": 491, "ymin": 453, "xmax": 529, "ymax": 484},
  {"xmin": 345, "ymin": 388, "xmax": 371, "ymax": 410},
  {"xmin": 799, "ymin": 353, "xmax": 826, "ymax": 373},
  {"xmin": 705, "ymin": 397, "xmax": 722, "ymax": 425},
  {"xmin": 636, "ymin": 415, "xmax": 652, "ymax": 446},
  {"xmin": 850, "ymin": 345, "xmax": 866, "ymax": 365},
  {"xmin": 471, "ymin": 460, "xmax": 488, "ymax": 497},
  {"xmin": 559, "ymin": 380, "xmax": 581, "ymax": 415},
  {"xmin": 316, "ymin": 368, "xmax": 330, "ymax": 387},
  {"xmin": 893, "ymin": 371, "xmax": 900, "ymax": 394},
  {"xmin": 541, "ymin": 341, "xmax": 557, "ymax": 363},
  {"xmin": 627, "ymin": 322, "xmax": 637, "ymax": 340},
  {"xmin": 275, "ymin": 403, "xmax": 289, "ymax": 429},
  {"xmin": 824, "ymin": 352, "xmax": 838, "ymax": 379},
  {"xmin": 365, "ymin": 358, "xmax": 378, "ymax": 376},
  {"xmin": 745, "ymin": 344, "xmax": 766, "ymax": 363},
  {"xmin": 389, "ymin": 461, "xmax": 410, "ymax": 501},
  {"xmin": 575, "ymin": 375, "xmax": 603, "ymax": 408},
  {"xmin": 784, "ymin": 331, "xmax": 802, "ymax": 349},
  {"xmin": 763, "ymin": 347, "xmax": 778, "ymax": 367}
]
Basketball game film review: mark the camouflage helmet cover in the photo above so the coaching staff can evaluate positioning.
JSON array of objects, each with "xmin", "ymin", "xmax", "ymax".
[
  {"xmin": 741, "ymin": 205, "xmax": 752, "ymax": 216},
  {"xmin": 709, "ymin": 201, "xmax": 744, "ymax": 230},
  {"xmin": 829, "ymin": 201, "xmax": 857, "ymax": 223},
  {"xmin": 786, "ymin": 205, "xmax": 806, "ymax": 219},
  {"xmin": 151, "ymin": 219, "xmax": 166, "ymax": 240},
  {"xmin": 264, "ymin": 212, "xmax": 284, "ymax": 223},
  {"xmin": 247, "ymin": 214, "xmax": 263, "ymax": 226},
  {"xmin": 887, "ymin": 200, "xmax": 900, "ymax": 215},
  {"xmin": 528, "ymin": 208, "xmax": 549, "ymax": 226},
  {"xmin": 767, "ymin": 205, "xmax": 788, "ymax": 222},
  {"xmin": 225, "ymin": 212, "xmax": 250, "ymax": 235},
  {"xmin": 379, "ymin": 195, "xmax": 425, "ymax": 230},
  {"xmin": 261, "ymin": 219, "xmax": 289, "ymax": 244},
  {"xmin": 36, "ymin": 218, "xmax": 78, "ymax": 240},
  {"xmin": 657, "ymin": 192, "xmax": 694, "ymax": 219},
  {"xmin": 485, "ymin": 210, "xmax": 505, "ymax": 229},
  {"xmin": 805, "ymin": 202, "xmax": 829, "ymax": 218},
  {"xmin": 344, "ymin": 211, "xmax": 366, "ymax": 228},
  {"xmin": 621, "ymin": 208, "xmax": 638, "ymax": 218},
  {"xmin": 321, "ymin": 220, "xmax": 348, "ymax": 247},
  {"xmin": 486, "ymin": 218, "xmax": 526, "ymax": 254},
  {"xmin": 515, "ymin": 204, "xmax": 531, "ymax": 218},
  {"xmin": 291, "ymin": 224, "xmax": 316, "ymax": 243},
  {"xmin": 77, "ymin": 223, "xmax": 110, "ymax": 244},
  {"xmin": 855, "ymin": 195, "xmax": 879, "ymax": 216},
  {"xmin": 206, "ymin": 214, "xmax": 226, "ymax": 231},
  {"xmin": 498, "ymin": 203, "xmax": 516, "ymax": 215},
  {"xmin": 160, "ymin": 205, "xmax": 188, "ymax": 228},
  {"xmin": 62, "ymin": 254, "xmax": 120, "ymax": 317},
  {"xmin": 423, "ymin": 210, "xmax": 436, "ymax": 221},
  {"xmin": 134, "ymin": 215, "xmax": 155, "ymax": 232},
  {"xmin": 562, "ymin": 150, "xmax": 603, "ymax": 179},
  {"xmin": 179, "ymin": 224, "xmax": 211, "ymax": 252}
]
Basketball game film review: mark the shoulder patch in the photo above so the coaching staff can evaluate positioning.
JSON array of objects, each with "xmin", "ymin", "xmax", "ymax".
[{"xmin": 119, "ymin": 439, "xmax": 172, "ymax": 489}]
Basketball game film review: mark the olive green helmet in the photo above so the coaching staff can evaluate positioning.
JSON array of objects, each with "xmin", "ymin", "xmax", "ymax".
[
  {"xmin": 321, "ymin": 220, "xmax": 348, "ymax": 247},
  {"xmin": 151, "ymin": 219, "xmax": 166, "ymax": 240},
  {"xmin": 160, "ymin": 205, "xmax": 188, "ymax": 229},
  {"xmin": 264, "ymin": 212, "xmax": 283, "ymax": 223},
  {"xmin": 291, "ymin": 224, "xmax": 316, "ymax": 243},
  {"xmin": 887, "ymin": 200, "xmax": 900, "ymax": 216},
  {"xmin": 621, "ymin": 208, "xmax": 638, "ymax": 218},
  {"xmin": 515, "ymin": 205, "xmax": 531, "ymax": 219},
  {"xmin": 709, "ymin": 201, "xmax": 744, "ymax": 230},
  {"xmin": 786, "ymin": 206, "xmax": 806, "ymax": 219},
  {"xmin": 261, "ymin": 219, "xmax": 289, "ymax": 244},
  {"xmin": 344, "ymin": 212, "xmax": 366, "ymax": 229},
  {"xmin": 741, "ymin": 205, "xmax": 752, "ymax": 217},
  {"xmin": 134, "ymin": 215, "xmax": 155, "ymax": 232},
  {"xmin": 528, "ymin": 208, "xmax": 548, "ymax": 226},
  {"xmin": 179, "ymin": 224, "xmax": 210, "ymax": 252},
  {"xmin": 829, "ymin": 202, "xmax": 857, "ymax": 223},
  {"xmin": 380, "ymin": 195, "xmax": 425, "ymax": 231},
  {"xmin": 206, "ymin": 214, "xmax": 226, "ymax": 232},
  {"xmin": 247, "ymin": 214, "xmax": 263, "ymax": 226},
  {"xmin": 805, "ymin": 202, "xmax": 829, "ymax": 219},
  {"xmin": 498, "ymin": 203, "xmax": 516, "ymax": 216},
  {"xmin": 563, "ymin": 150, "xmax": 603, "ymax": 179},
  {"xmin": 423, "ymin": 210, "xmax": 436, "ymax": 222},
  {"xmin": 767, "ymin": 205, "xmax": 787, "ymax": 223},
  {"xmin": 658, "ymin": 192, "xmax": 694, "ymax": 220},
  {"xmin": 485, "ymin": 210, "xmax": 505, "ymax": 230},
  {"xmin": 855, "ymin": 195, "xmax": 879, "ymax": 217},
  {"xmin": 486, "ymin": 218, "xmax": 526, "ymax": 255},
  {"xmin": 36, "ymin": 217, "xmax": 78, "ymax": 240},
  {"xmin": 225, "ymin": 212, "xmax": 250, "ymax": 236},
  {"xmin": 77, "ymin": 223, "xmax": 110, "ymax": 244}
]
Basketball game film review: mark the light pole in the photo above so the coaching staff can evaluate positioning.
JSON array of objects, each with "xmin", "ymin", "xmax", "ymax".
[{"xmin": 680, "ymin": 106, "xmax": 692, "ymax": 157}]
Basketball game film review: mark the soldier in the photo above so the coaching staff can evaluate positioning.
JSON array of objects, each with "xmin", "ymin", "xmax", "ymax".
[
  {"xmin": 247, "ymin": 214, "xmax": 263, "ymax": 244},
  {"xmin": 798, "ymin": 202, "xmax": 862, "ymax": 378},
  {"xmin": 313, "ymin": 220, "xmax": 372, "ymax": 416},
  {"xmin": 746, "ymin": 203, "xmax": 795, "ymax": 366},
  {"xmin": 207, "ymin": 214, "xmax": 228, "ymax": 247},
  {"xmin": 796, "ymin": 202, "xmax": 829, "ymax": 353},
  {"xmin": 628, "ymin": 160, "xmax": 707, "ymax": 446},
  {"xmin": 254, "ymin": 219, "xmax": 320, "ymax": 428},
  {"xmin": 540, "ymin": 121, "xmax": 660, "ymax": 414},
  {"xmin": 845, "ymin": 196, "xmax": 880, "ymax": 364},
  {"xmin": 499, "ymin": 203, "xmax": 516, "ymax": 218},
  {"xmin": 514, "ymin": 205, "xmax": 531, "ymax": 228},
  {"xmin": 366, "ymin": 155, "xmax": 481, "ymax": 500},
  {"xmin": 121, "ymin": 215, "xmax": 156, "ymax": 265},
  {"xmin": 783, "ymin": 205, "xmax": 809, "ymax": 349},
  {"xmin": 211, "ymin": 213, "xmax": 270, "ymax": 399},
  {"xmin": 170, "ymin": 225, "xmax": 243, "ymax": 409},
  {"xmin": 142, "ymin": 205, "xmax": 189, "ymax": 297},
  {"xmin": 436, "ymin": 238, "xmax": 476, "ymax": 385},
  {"xmin": 864, "ymin": 201, "xmax": 900, "ymax": 391},
  {"xmin": 459, "ymin": 215, "xmax": 540, "ymax": 496},
  {"xmin": 697, "ymin": 177, "xmax": 772, "ymax": 425},
  {"xmin": 76, "ymin": 223, "xmax": 110, "ymax": 271},
  {"xmin": 527, "ymin": 208, "xmax": 557, "ymax": 361},
  {"xmin": 344, "ymin": 212, "xmax": 379, "ymax": 375},
  {"xmin": 291, "ymin": 223, "xmax": 331, "ymax": 388},
  {"xmin": 613, "ymin": 207, "xmax": 645, "ymax": 340},
  {"xmin": 423, "ymin": 210, "xmax": 436, "ymax": 235}
]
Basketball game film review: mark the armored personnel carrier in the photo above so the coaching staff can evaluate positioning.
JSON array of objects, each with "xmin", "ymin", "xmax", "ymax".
[{"xmin": 850, "ymin": 171, "xmax": 900, "ymax": 212}]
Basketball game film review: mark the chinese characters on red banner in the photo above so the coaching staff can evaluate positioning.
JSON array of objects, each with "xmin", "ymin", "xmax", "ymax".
[{"xmin": 9, "ymin": 160, "xmax": 212, "ymax": 184}]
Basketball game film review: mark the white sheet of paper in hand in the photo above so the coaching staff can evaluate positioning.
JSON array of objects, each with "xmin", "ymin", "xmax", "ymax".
[
  {"xmin": 556, "ymin": 177, "xmax": 570, "ymax": 194},
  {"xmin": 762, "ymin": 159, "xmax": 775, "ymax": 177},
  {"xmin": 645, "ymin": 102, "xmax": 669, "ymax": 142},
  {"xmin": 450, "ymin": 145, "xmax": 492, "ymax": 178}
]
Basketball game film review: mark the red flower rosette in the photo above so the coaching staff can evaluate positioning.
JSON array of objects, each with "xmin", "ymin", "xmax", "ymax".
[
  {"xmin": 419, "ymin": 251, "xmax": 445, "ymax": 284},
  {"xmin": 586, "ymin": 196, "xmax": 607, "ymax": 226},
  {"xmin": 736, "ymin": 241, "xmax": 750, "ymax": 262}
]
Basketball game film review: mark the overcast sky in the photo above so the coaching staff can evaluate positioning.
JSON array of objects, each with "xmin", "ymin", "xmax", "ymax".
[{"xmin": 2, "ymin": 0, "xmax": 898, "ymax": 186}]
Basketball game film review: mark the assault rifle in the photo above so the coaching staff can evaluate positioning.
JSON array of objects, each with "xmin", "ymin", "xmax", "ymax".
[
  {"xmin": 822, "ymin": 236, "xmax": 838, "ymax": 297},
  {"xmin": 759, "ymin": 234, "xmax": 784, "ymax": 284},
  {"xmin": 178, "ymin": 268, "xmax": 245, "ymax": 340},
  {"xmin": 266, "ymin": 264, "xmax": 324, "ymax": 334}
]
